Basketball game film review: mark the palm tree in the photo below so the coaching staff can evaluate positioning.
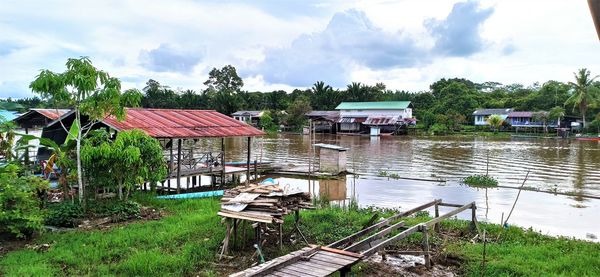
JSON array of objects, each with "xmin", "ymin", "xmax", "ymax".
[
  {"xmin": 311, "ymin": 81, "xmax": 333, "ymax": 110},
  {"xmin": 548, "ymin": 106, "xmax": 565, "ymax": 127},
  {"xmin": 533, "ymin": 111, "xmax": 550, "ymax": 133},
  {"xmin": 346, "ymin": 82, "xmax": 365, "ymax": 102},
  {"xmin": 486, "ymin": 115, "xmax": 504, "ymax": 133},
  {"xmin": 566, "ymin": 68, "xmax": 600, "ymax": 128}
]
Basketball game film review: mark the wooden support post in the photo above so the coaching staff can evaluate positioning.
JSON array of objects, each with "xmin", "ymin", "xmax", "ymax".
[
  {"xmin": 177, "ymin": 139, "xmax": 182, "ymax": 194},
  {"xmin": 434, "ymin": 202, "xmax": 440, "ymax": 232},
  {"xmin": 254, "ymin": 159, "xmax": 258, "ymax": 181},
  {"xmin": 246, "ymin": 136, "xmax": 251, "ymax": 186},
  {"xmin": 233, "ymin": 219, "xmax": 238, "ymax": 250},
  {"xmin": 221, "ymin": 137, "xmax": 225, "ymax": 186},
  {"xmin": 168, "ymin": 138, "xmax": 173, "ymax": 191},
  {"xmin": 279, "ymin": 223, "xmax": 283, "ymax": 249},
  {"xmin": 471, "ymin": 203, "xmax": 477, "ymax": 231},
  {"xmin": 340, "ymin": 266, "xmax": 351, "ymax": 277},
  {"xmin": 254, "ymin": 223, "xmax": 261, "ymax": 247},
  {"xmin": 192, "ymin": 175, "xmax": 196, "ymax": 188},
  {"xmin": 421, "ymin": 224, "xmax": 431, "ymax": 268}
]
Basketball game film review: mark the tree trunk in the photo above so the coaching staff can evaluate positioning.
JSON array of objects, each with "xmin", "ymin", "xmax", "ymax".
[
  {"xmin": 76, "ymin": 110, "xmax": 84, "ymax": 204},
  {"xmin": 118, "ymin": 181, "xmax": 123, "ymax": 200}
]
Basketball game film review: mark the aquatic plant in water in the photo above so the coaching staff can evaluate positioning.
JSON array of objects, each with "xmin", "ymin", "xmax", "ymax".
[{"xmin": 462, "ymin": 174, "xmax": 498, "ymax": 188}]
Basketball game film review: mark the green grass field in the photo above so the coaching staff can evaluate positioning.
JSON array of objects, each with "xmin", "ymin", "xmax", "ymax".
[{"xmin": 1, "ymin": 194, "xmax": 598, "ymax": 276}]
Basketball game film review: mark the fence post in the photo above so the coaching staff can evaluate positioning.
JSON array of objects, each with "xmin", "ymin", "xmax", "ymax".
[
  {"xmin": 434, "ymin": 203, "xmax": 440, "ymax": 232},
  {"xmin": 421, "ymin": 224, "xmax": 431, "ymax": 267}
]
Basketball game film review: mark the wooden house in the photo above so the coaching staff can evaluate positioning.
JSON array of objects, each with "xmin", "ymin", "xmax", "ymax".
[
  {"xmin": 305, "ymin": 111, "xmax": 339, "ymax": 133},
  {"xmin": 231, "ymin": 111, "xmax": 263, "ymax": 126},
  {"xmin": 472, "ymin": 108, "xmax": 513, "ymax": 126},
  {"xmin": 335, "ymin": 101, "xmax": 414, "ymax": 135}
]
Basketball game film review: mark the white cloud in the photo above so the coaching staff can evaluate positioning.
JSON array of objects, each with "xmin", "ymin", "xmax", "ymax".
[{"xmin": 1, "ymin": 0, "xmax": 599, "ymax": 99}]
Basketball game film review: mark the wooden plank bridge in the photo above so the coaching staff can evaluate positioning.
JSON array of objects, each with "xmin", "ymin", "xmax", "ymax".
[{"xmin": 230, "ymin": 199, "xmax": 477, "ymax": 277}]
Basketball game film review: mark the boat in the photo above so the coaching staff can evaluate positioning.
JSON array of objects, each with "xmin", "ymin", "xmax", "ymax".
[{"xmin": 575, "ymin": 137, "xmax": 600, "ymax": 141}]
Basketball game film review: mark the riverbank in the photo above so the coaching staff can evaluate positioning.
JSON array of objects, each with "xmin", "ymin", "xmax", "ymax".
[{"xmin": 1, "ymin": 194, "xmax": 598, "ymax": 276}]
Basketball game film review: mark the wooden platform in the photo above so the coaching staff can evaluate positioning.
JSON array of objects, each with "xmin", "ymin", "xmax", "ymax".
[
  {"xmin": 229, "ymin": 200, "xmax": 478, "ymax": 276},
  {"xmin": 230, "ymin": 246, "xmax": 362, "ymax": 277}
]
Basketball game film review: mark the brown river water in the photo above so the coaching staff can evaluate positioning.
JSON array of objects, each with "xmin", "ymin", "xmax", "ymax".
[{"xmin": 214, "ymin": 134, "xmax": 600, "ymax": 240}]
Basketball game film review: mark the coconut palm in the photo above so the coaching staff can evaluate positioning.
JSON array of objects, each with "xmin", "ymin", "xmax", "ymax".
[
  {"xmin": 486, "ymin": 114, "xmax": 504, "ymax": 133},
  {"xmin": 548, "ymin": 106, "xmax": 565, "ymax": 127},
  {"xmin": 566, "ymin": 68, "xmax": 600, "ymax": 128},
  {"xmin": 533, "ymin": 111, "xmax": 550, "ymax": 133}
]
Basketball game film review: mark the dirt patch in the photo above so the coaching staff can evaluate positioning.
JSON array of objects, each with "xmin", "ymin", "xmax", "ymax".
[
  {"xmin": 77, "ymin": 206, "xmax": 167, "ymax": 230},
  {"xmin": 361, "ymin": 252, "xmax": 462, "ymax": 277}
]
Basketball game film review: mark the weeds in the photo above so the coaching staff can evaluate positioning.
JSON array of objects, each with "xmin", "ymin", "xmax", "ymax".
[{"xmin": 462, "ymin": 174, "xmax": 498, "ymax": 188}]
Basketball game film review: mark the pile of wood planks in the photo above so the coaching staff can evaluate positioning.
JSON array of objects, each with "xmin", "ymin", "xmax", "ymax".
[{"xmin": 218, "ymin": 184, "xmax": 312, "ymax": 224}]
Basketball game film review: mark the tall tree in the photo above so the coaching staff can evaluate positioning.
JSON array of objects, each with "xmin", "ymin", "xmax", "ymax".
[
  {"xmin": 566, "ymin": 68, "xmax": 600, "ymax": 128},
  {"xmin": 204, "ymin": 65, "xmax": 244, "ymax": 114},
  {"xmin": 29, "ymin": 57, "xmax": 142, "ymax": 204},
  {"xmin": 204, "ymin": 65, "xmax": 243, "ymax": 92}
]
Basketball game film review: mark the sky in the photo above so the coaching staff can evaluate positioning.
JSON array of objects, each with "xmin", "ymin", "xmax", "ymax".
[{"xmin": 1, "ymin": 0, "xmax": 599, "ymax": 99}]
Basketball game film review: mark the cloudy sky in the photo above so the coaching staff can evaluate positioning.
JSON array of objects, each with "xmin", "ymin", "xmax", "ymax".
[{"xmin": 1, "ymin": 0, "xmax": 599, "ymax": 98}]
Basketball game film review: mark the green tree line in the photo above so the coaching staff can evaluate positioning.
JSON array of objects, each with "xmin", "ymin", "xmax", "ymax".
[{"xmin": 6, "ymin": 65, "xmax": 600, "ymax": 131}]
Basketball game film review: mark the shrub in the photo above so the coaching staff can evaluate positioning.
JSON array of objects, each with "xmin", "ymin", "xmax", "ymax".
[
  {"xmin": 429, "ymin": 123, "xmax": 448, "ymax": 135},
  {"xmin": 0, "ymin": 164, "xmax": 49, "ymax": 238},
  {"xmin": 88, "ymin": 200, "xmax": 141, "ymax": 221},
  {"xmin": 462, "ymin": 174, "xmax": 499, "ymax": 188},
  {"xmin": 45, "ymin": 202, "xmax": 84, "ymax": 227}
]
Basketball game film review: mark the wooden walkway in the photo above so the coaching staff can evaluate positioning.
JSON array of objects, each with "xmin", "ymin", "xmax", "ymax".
[
  {"xmin": 230, "ymin": 246, "xmax": 361, "ymax": 277},
  {"xmin": 230, "ymin": 199, "xmax": 478, "ymax": 277}
]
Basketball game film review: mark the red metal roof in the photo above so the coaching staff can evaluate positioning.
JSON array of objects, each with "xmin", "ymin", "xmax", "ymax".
[
  {"xmin": 102, "ymin": 108, "xmax": 265, "ymax": 138},
  {"xmin": 32, "ymin": 109, "xmax": 70, "ymax": 120}
]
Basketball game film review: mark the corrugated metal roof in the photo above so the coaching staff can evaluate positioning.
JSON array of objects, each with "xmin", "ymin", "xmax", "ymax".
[
  {"xmin": 364, "ymin": 115, "xmax": 400, "ymax": 125},
  {"xmin": 335, "ymin": 101, "xmax": 412, "ymax": 110},
  {"xmin": 508, "ymin": 111, "xmax": 534, "ymax": 118},
  {"xmin": 102, "ymin": 108, "xmax": 265, "ymax": 138},
  {"xmin": 472, "ymin": 108, "xmax": 513, "ymax": 115},
  {"xmin": 306, "ymin": 111, "xmax": 340, "ymax": 121},
  {"xmin": 231, "ymin": 110, "xmax": 262, "ymax": 116},
  {"xmin": 33, "ymin": 109, "xmax": 70, "ymax": 120}
]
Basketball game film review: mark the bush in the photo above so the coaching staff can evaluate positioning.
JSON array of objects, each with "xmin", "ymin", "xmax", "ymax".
[
  {"xmin": 45, "ymin": 202, "xmax": 84, "ymax": 227},
  {"xmin": 429, "ymin": 123, "xmax": 448, "ymax": 135},
  {"xmin": 88, "ymin": 200, "xmax": 141, "ymax": 221},
  {"xmin": 0, "ymin": 164, "xmax": 49, "ymax": 238}
]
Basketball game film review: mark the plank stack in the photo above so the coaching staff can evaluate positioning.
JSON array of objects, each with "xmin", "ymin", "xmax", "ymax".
[{"xmin": 218, "ymin": 184, "xmax": 312, "ymax": 224}]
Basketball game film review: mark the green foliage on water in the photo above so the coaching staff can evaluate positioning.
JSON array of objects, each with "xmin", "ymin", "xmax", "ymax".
[
  {"xmin": 377, "ymin": 170, "xmax": 400, "ymax": 179},
  {"xmin": 462, "ymin": 174, "xmax": 499, "ymax": 188}
]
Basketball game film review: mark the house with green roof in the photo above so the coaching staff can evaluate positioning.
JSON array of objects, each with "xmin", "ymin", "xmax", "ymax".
[{"xmin": 334, "ymin": 101, "xmax": 414, "ymax": 135}]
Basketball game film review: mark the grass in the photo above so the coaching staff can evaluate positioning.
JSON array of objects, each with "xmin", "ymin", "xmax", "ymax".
[
  {"xmin": 1, "ymin": 193, "xmax": 225, "ymax": 276},
  {"xmin": 442, "ymin": 221, "xmax": 600, "ymax": 276},
  {"xmin": 1, "ymin": 193, "xmax": 599, "ymax": 276}
]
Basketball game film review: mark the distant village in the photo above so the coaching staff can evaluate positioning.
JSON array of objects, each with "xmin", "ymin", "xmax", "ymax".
[{"xmin": 231, "ymin": 101, "xmax": 582, "ymax": 136}]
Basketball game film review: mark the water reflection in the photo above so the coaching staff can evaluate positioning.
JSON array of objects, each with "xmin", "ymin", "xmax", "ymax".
[
  {"xmin": 214, "ymin": 134, "xmax": 600, "ymax": 240},
  {"xmin": 223, "ymin": 134, "xmax": 600, "ymax": 198}
]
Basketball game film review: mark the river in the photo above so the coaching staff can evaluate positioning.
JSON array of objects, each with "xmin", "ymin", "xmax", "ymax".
[{"xmin": 218, "ymin": 134, "xmax": 600, "ymax": 240}]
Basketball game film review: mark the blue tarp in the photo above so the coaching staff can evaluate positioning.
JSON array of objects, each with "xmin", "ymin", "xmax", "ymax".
[
  {"xmin": 0, "ymin": 110, "xmax": 19, "ymax": 121},
  {"xmin": 156, "ymin": 190, "xmax": 224, "ymax": 199}
]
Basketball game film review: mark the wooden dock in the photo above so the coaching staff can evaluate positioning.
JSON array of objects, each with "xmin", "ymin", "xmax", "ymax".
[
  {"xmin": 230, "ymin": 246, "xmax": 362, "ymax": 277},
  {"xmin": 230, "ymin": 199, "xmax": 478, "ymax": 277}
]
